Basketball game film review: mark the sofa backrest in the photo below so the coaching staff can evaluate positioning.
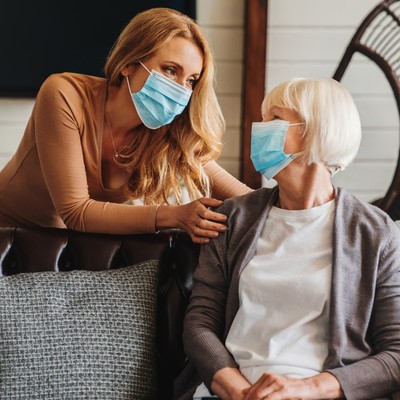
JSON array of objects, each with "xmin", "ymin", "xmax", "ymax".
[{"xmin": 0, "ymin": 227, "xmax": 200, "ymax": 399}]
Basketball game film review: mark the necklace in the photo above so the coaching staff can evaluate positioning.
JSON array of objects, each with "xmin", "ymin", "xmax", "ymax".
[{"xmin": 105, "ymin": 112, "xmax": 132, "ymax": 164}]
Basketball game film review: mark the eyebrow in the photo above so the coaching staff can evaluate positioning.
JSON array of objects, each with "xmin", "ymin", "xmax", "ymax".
[{"xmin": 165, "ymin": 60, "xmax": 183, "ymax": 70}]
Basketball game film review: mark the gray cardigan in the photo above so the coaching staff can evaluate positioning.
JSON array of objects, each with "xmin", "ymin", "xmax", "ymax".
[{"xmin": 175, "ymin": 187, "xmax": 400, "ymax": 400}]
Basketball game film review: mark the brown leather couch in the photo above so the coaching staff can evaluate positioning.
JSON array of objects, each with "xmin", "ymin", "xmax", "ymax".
[{"xmin": 0, "ymin": 226, "xmax": 200, "ymax": 399}]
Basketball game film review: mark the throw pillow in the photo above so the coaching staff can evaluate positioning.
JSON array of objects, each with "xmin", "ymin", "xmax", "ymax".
[{"xmin": 0, "ymin": 260, "xmax": 159, "ymax": 400}]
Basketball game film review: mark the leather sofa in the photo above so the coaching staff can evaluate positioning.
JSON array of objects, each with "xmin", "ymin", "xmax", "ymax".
[{"xmin": 0, "ymin": 226, "xmax": 200, "ymax": 399}]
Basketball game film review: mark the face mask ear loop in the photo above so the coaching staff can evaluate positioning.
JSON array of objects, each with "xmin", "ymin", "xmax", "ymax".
[
  {"xmin": 125, "ymin": 75, "xmax": 134, "ymax": 94},
  {"xmin": 139, "ymin": 61, "xmax": 151, "ymax": 75},
  {"xmin": 126, "ymin": 62, "xmax": 152, "ymax": 93}
]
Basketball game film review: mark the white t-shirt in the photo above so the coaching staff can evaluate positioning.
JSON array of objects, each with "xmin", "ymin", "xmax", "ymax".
[{"xmin": 193, "ymin": 200, "xmax": 335, "ymax": 398}]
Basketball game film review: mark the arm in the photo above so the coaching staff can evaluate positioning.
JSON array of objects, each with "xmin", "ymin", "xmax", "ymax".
[
  {"xmin": 327, "ymin": 223, "xmax": 400, "ymax": 399},
  {"xmin": 34, "ymin": 75, "xmax": 158, "ymax": 234},
  {"xmin": 183, "ymin": 227, "xmax": 246, "ymax": 394},
  {"xmin": 205, "ymin": 161, "xmax": 253, "ymax": 200}
]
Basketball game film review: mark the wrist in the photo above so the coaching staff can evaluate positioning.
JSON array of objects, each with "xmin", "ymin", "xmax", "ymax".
[
  {"xmin": 155, "ymin": 204, "xmax": 178, "ymax": 231},
  {"xmin": 306, "ymin": 372, "xmax": 344, "ymax": 399},
  {"xmin": 211, "ymin": 368, "xmax": 250, "ymax": 399}
]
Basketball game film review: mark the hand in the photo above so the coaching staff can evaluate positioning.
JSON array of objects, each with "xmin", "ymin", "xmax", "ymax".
[
  {"xmin": 211, "ymin": 367, "xmax": 251, "ymax": 400},
  {"xmin": 242, "ymin": 372, "xmax": 343, "ymax": 400},
  {"xmin": 156, "ymin": 198, "xmax": 228, "ymax": 244},
  {"xmin": 242, "ymin": 373, "xmax": 309, "ymax": 400}
]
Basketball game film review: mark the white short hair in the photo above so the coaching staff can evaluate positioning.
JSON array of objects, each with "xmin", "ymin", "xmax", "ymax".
[{"xmin": 262, "ymin": 78, "xmax": 362, "ymax": 171}]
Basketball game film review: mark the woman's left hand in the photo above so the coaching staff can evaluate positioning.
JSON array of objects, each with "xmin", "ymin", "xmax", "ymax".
[
  {"xmin": 174, "ymin": 198, "xmax": 228, "ymax": 243},
  {"xmin": 242, "ymin": 371, "xmax": 343, "ymax": 400},
  {"xmin": 155, "ymin": 198, "xmax": 228, "ymax": 243}
]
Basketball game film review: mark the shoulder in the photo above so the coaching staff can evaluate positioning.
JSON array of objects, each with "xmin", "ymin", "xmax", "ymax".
[
  {"xmin": 37, "ymin": 73, "xmax": 106, "ymax": 102},
  {"xmin": 336, "ymin": 188, "xmax": 400, "ymax": 247},
  {"xmin": 35, "ymin": 73, "xmax": 107, "ymax": 119},
  {"xmin": 337, "ymin": 188, "xmax": 395, "ymax": 227},
  {"xmin": 215, "ymin": 187, "xmax": 276, "ymax": 234},
  {"xmin": 218, "ymin": 187, "xmax": 275, "ymax": 214},
  {"xmin": 40, "ymin": 72, "xmax": 105, "ymax": 87}
]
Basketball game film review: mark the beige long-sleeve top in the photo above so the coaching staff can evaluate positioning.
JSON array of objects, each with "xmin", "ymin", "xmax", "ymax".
[{"xmin": 0, "ymin": 73, "xmax": 251, "ymax": 234}]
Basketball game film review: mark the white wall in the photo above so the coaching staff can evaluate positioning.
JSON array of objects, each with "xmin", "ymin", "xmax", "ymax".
[
  {"xmin": 1, "ymin": 0, "xmax": 398, "ymax": 204},
  {"xmin": 267, "ymin": 0, "xmax": 399, "ymax": 202},
  {"xmin": 0, "ymin": 99, "xmax": 34, "ymax": 169},
  {"xmin": 196, "ymin": 0, "xmax": 245, "ymax": 178}
]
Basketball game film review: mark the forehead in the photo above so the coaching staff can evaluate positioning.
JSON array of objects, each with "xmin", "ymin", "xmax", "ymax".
[{"xmin": 153, "ymin": 37, "xmax": 203, "ymax": 74}]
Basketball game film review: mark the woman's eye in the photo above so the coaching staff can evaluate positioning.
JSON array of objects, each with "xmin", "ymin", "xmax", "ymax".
[
  {"xmin": 164, "ymin": 67, "xmax": 176, "ymax": 76},
  {"xmin": 186, "ymin": 78, "xmax": 197, "ymax": 89}
]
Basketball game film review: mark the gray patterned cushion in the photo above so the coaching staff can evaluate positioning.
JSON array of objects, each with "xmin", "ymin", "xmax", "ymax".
[{"xmin": 0, "ymin": 260, "xmax": 159, "ymax": 399}]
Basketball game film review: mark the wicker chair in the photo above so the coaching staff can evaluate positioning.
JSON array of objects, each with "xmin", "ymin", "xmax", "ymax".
[{"xmin": 332, "ymin": 0, "xmax": 400, "ymax": 219}]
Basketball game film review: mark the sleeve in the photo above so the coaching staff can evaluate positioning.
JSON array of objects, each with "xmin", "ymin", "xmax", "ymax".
[
  {"xmin": 182, "ymin": 228, "xmax": 239, "ymax": 391},
  {"xmin": 205, "ymin": 161, "xmax": 252, "ymax": 200},
  {"xmin": 327, "ymin": 223, "xmax": 400, "ymax": 399},
  {"xmin": 34, "ymin": 74, "xmax": 158, "ymax": 234}
]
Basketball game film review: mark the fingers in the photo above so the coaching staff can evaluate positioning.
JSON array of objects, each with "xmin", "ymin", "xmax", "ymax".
[
  {"xmin": 243, "ymin": 373, "xmax": 305, "ymax": 400},
  {"xmin": 195, "ymin": 212, "xmax": 227, "ymax": 231},
  {"xmin": 202, "ymin": 207, "xmax": 228, "ymax": 224},
  {"xmin": 193, "ymin": 199, "xmax": 227, "ymax": 230},
  {"xmin": 197, "ymin": 197, "xmax": 224, "ymax": 209},
  {"xmin": 183, "ymin": 198, "xmax": 228, "ymax": 243},
  {"xmin": 191, "ymin": 235, "xmax": 212, "ymax": 245},
  {"xmin": 188, "ymin": 218, "xmax": 227, "ymax": 244},
  {"xmin": 196, "ymin": 198, "xmax": 227, "ymax": 222},
  {"xmin": 244, "ymin": 374, "xmax": 277, "ymax": 400}
]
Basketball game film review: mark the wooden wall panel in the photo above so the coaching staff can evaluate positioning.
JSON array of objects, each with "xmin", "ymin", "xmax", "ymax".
[{"xmin": 241, "ymin": 0, "xmax": 268, "ymax": 188}]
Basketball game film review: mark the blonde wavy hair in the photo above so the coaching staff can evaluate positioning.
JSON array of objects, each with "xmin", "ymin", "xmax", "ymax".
[{"xmin": 104, "ymin": 8, "xmax": 225, "ymax": 205}]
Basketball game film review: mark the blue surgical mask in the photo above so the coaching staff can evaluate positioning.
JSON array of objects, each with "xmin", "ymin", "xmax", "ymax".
[
  {"xmin": 250, "ymin": 119, "xmax": 304, "ymax": 180},
  {"xmin": 126, "ymin": 62, "xmax": 192, "ymax": 129}
]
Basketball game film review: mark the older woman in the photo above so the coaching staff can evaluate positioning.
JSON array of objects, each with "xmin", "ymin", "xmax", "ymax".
[{"xmin": 175, "ymin": 78, "xmax": 400, "ymax": 399}]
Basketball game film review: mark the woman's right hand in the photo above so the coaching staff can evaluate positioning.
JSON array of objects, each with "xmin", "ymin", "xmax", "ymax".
[{"xmin": 156, "ymin": 197, "xmax": 228, "ymax": 244}]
